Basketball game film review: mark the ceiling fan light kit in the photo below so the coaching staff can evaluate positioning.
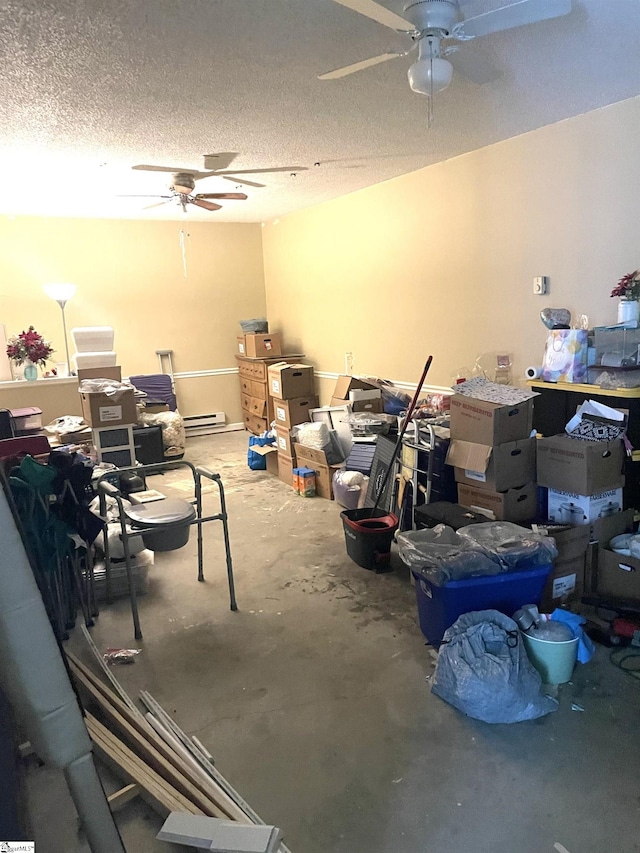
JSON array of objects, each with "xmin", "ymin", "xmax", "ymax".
[{"xmin": 323, "ymin": 0, "xmax": 573, "ymax": 116}]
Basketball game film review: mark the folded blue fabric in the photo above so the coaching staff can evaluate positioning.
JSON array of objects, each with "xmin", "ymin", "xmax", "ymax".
[{"xmin": 551, "ymin": 609, "xmax": 595, "ymax": 663}]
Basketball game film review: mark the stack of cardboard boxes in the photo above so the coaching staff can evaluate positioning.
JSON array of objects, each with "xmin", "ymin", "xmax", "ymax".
[
  {"xmin": 536, "ymin": 432, "xmax": 627, "ymax": 607},
  {"xmin": 236, "ymin": 333, "xmax": 307, "ymax": 436},
  {"xmin": 267, "ymin": 363, "xmax": 316, "ymax": 487},
  {"xmin": 78, "ymin": 366, "xmax": 139, "ymax": 467},
  {"xmin": 445, "ymin": 391, "xmax": 537, "ymax": 523}
]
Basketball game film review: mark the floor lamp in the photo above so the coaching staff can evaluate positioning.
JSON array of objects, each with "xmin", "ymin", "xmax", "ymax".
[{"xmin": 43, "ymin": 283, "xmax": 76, "ymax": 376}]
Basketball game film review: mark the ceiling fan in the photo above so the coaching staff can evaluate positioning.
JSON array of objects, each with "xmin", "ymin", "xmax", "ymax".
[
  {"xmin": 120, "ymin": 172, "xmax": 249, "ymax": 214},
  {"xmin": 131, "ymin": 152, "xmax": 308, "ymax": 189},
  {"xmin": 320, "ymin": 0, "xmax": 572, "ymax": 117}
]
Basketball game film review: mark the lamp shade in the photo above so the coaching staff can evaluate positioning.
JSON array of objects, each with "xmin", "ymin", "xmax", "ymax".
[
  {"xmin": 407, "ymin": 57, "xmax": 453, "ymax": 96},
  {"xmin": 43, "ymin": 282, "xmax": 76, "ymax": 304}
]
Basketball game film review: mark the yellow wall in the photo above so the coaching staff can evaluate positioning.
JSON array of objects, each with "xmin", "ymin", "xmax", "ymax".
[
  {"xmin": 0, "ymin": 217, "xmax": 265, "ymax": 421},
  {"xmin": 262, "ymin": 96, "xmax": 640, "ymax": 393}
]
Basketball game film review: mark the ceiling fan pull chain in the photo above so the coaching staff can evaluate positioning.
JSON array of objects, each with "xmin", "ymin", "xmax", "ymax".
[{"xmin": 179, "ymin": 228, "xmax": 189, "ymax": 280}]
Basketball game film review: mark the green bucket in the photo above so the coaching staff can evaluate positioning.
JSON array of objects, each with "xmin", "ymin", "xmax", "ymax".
[{"xmin": 522, "ymin": 632, "xmax": 579, "ymax": 684}]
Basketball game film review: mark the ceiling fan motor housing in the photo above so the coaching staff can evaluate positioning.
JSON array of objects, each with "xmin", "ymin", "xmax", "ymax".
[
  {"xmin": 403, "ymin": 0, "xmax": 460, "ymax": 34},
  {"xmin": 170, "ymin": 172, "xmax": 196, "ymax": 194}
]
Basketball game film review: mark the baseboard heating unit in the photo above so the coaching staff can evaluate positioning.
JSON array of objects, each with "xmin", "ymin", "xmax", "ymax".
[{"xmin": 183, "ymin": 412, "xmax": 226, "ymax": 437}]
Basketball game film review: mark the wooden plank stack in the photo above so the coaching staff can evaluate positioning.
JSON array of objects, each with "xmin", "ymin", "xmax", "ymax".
[{"xmin": 66, "ymin": 650, "xmax": 292, "ymax": 852}]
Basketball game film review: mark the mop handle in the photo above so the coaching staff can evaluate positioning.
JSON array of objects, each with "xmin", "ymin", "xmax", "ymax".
[{"xmin": 371, "ymin": 356, "xmax": 433, "ymax": 515}]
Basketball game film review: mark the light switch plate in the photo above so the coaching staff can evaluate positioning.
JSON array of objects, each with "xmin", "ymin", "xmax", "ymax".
[{"xmin": 533, "ymin": 276, "xmax": 549, "ymax": 295}]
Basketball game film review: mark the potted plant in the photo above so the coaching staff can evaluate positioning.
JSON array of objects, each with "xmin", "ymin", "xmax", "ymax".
[
  {"xmin": 611, "ymin": 269, "xmax": 640, "ymax": 324},
  {"xmin": 6, "ymin": 326, "xmax": 54, "ymax": 380}
]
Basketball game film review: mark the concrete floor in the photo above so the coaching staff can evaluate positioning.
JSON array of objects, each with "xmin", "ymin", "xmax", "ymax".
[{"xmin": 24, "ymin": 431, "xmax": 640, "ymax": 853}]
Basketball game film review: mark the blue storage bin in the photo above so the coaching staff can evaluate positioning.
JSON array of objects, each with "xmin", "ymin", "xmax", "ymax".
[{"xmin": 412, "ymin": 564, "xmax": 553, "ymax": 647}]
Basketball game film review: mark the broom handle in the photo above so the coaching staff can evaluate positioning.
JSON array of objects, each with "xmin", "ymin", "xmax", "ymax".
[{"xmin": 371, "ymin": 356, "xmax": 433, "ymax": 515}]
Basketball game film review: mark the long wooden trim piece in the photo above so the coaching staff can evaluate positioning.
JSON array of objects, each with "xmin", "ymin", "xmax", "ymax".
[
  {"xmin": 86, "ymin": 714, "xmax": 200, "ymax": 817},
  {"xmin": 68, "ymin": 653, "xmax": 234, "ymax": 819}
]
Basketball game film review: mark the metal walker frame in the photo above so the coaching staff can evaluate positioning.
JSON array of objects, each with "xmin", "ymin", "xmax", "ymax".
[{"xmin": 97, "ymin": 460, "xmax": 237, "ymax": 639}]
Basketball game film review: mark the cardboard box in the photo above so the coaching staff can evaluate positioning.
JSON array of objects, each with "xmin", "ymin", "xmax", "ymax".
[
  {"xmin": 268, "ymin": 363, "xmax": 314, "ymax": 400},
  {"xmin": 457, "ymin": 481, "xmax": 537, "ymax": 522},
  {"xmin": 78, "ymin": 366, "xmax": 137, "ymax": 428},
  {"xmin": 242, "ymin": 333, "xmax": 282, "ymax": 359},
  {"xmin": 590, "ymin": 508, "xmax": 635, "ymax": 547},
  {"xmin": 277, "ymin": 453, "xmax": 294, "ymax": 486},
  {"xmin": 547, "ymin": 487, "xmax": 623, "ymax": 525},
  {"xmin": 596, "ymin": 549, "xmax": 640, "ymax": 602},
  {"xmin": 275, "ymin": 426, "xmax": 295, "ymax": 459},
  {"xmin": 273, "ymin": 396, "xmax": 319, "ymax": 429},
  {"xmin": 332, "ymin": 375, "xmax": 379, "ymax": 401},
  {"xmin": 250, "ymin": 442, "xmax": 279, "ymax": 476},
  {"xmin": 292, "ymin": 442, "xmax": 342, "ymax": 500},
  {"xmin": 449, "ymin": 394, "xmax": 533, "ymax": 444},
  {"xmin": 532, "ymin": 523, "xmax": 591, "ymax": 563},
  {"xmin": 587, "ymin": 509, "xmax": 637, "ymax": 600},
  {"xmin": 536, "ymin": 434, "xmax": 624, "ymax": 495},
  {"xmin": 541, "ymin": 554, "xmax": 586, "ymax": 610},
  {"xmin": 331, "ymin": 396, "xmax": 384, "ymax": 413},
  {"xmin": 447, "ymin": 437, "xmax": 536, "ymax": 491}
]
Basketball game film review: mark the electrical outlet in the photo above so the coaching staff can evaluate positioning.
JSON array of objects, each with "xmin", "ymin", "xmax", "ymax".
[{"xmin": 533, "ymin": 276, "xmax": 549, "ymax": 295}]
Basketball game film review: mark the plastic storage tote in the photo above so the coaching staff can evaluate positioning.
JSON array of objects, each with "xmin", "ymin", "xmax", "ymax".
[{"xmin": 412, "ymin": 564, "xmax": 552, "ymax": 646}]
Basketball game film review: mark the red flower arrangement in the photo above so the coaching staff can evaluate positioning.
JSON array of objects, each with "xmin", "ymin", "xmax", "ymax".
[
  {"xmin": 6, "ymin": 326, "xmax": 54, "ymax": 366},
  {"xmin": 611, "ymin": 270, "xmax": 640, "ymax": 301}
]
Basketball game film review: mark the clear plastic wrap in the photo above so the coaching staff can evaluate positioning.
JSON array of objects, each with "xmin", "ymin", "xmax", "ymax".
[
  {"xmin": 138, "ymin": 410, "xmax": 185, "ymax": 457},
  {"xmin": 397, "ymin": 524, "xmax": 501, "ymax": 586},
  {"xmin": 457, "ymin": 522, "xmax": 558, "ymax": 569}
]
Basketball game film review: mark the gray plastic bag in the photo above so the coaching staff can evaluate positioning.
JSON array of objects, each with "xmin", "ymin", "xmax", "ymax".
[
  {"xmin": 457, "ymin": 522, "xmax": 558, "ymax": 569},
  {"xmin": 431, "ymin": 610, "xmax": 558, "ymax": 723}
]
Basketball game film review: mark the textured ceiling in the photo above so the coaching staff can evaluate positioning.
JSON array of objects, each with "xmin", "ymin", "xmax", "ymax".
[{"xmin": 1, "ymin": 0, "xmax": 640, "ymax": 222}]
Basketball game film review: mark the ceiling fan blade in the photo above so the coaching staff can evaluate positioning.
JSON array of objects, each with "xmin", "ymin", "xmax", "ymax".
[
  {"xmin": 330, "ymin": 0, "xmax": 415, "ymax": 32},
  {"xmin": 319, "ymin": 51, "xmax": 405, "ymax": 80},
  {"xmin": 216, "ymin": 166, "xmax": 307, "ymax": 176},
  {"xmin": 448, "ymin": 49, "xmax": 501, "ymax": 85},
  {"xmin": 221, "ymin": 175, "xmax": 266, "ymax": 189},
  {"xmin": 203, "ymin": 152, "xmax": 238, "ymax": 172},
  {"xmin": 143, "ymin": 198, "xmax": 175, "ymax": 210},
  {"xmin": 132, "ymin": 164, "xmax": 199, "ymax": 174},
  {"xmin": 455, "ymin": 0, "xmax": 571, "ymax": 40},
  {"xmin": 116, "ymin": 194, "xmax": 173, "ymax": 198},
  {"xmin": 195, "ymin": 193, "xmax": 248, "ymax": 200},
  {"xmin": 191, "ymin": 198, "xmax": 222, "ymax": 212}
]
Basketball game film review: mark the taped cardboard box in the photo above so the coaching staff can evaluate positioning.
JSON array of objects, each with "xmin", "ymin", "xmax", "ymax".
[
  {"xmin": 238, "ymin": 333, "xmax": 282, "ymax": 359},
  {"xmin": 446, "ymin": 437, "xmax": 536, "ymax": 491},
  {"xmin": 78, "ymin": 366, "xmax": 137, "ymax": 428},
  {"xmin": 292, "ymin": 442, "xmax": 342, "ymax": 500},
  {"xmin": 547, "ymin": 487, "xmax": 623, "ymax": 525},
  {"xmin": 449, "ymin": 394, "xmax": 533, "ymax": 444},
  {"xmin": 536, "ymin": 433, "xmax": 624, "ymax": 495},
  {"xmin": 275, "ymin": 426, "xmax": 295, "ymax": 459},
  {"xmin": 457, "ymin": 481, "xmax": 536, "ymax": 523},
  {"xmin": 274, "ymin": 396, "xmax": 319, "ymax": 429},
  {"xmin": 268, "ymin": 363, "xmax": 314, "ymax": 400}
]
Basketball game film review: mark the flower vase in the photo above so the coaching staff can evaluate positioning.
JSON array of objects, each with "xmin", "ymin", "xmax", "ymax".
[
  {"xmin": 617, "ymin": 298, "xmax": 640, "ymax": 325},
  {"xmin": 23, "ymin": 360, "xmax": 38, "ymax": 381}
]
